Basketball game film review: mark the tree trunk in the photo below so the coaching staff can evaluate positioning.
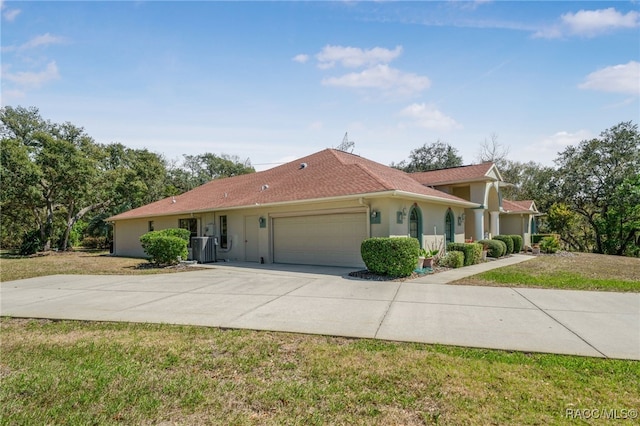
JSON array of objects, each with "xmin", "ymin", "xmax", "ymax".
[{"xmin": 61, "ymin": 200, "xmax": 111, "ymax": 251}]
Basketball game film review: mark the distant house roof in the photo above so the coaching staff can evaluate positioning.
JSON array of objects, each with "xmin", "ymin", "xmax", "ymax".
[
  {"xmin": 410, "ymin": 162, "xmax": 501, "ymax": 186},
  {"xmin": 502, "ymin": 199, "xmax": 538, "ymax": 214},
  {"xmin": 108, "ymin": 149, "xmax": 477, "ymax": 221}
]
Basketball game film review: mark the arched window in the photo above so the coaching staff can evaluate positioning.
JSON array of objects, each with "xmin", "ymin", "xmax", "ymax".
[
  {"xmin": 445, "ymin": 209, "xmax": 455, "ymax": 244},
  {"xmin": 409, "ymin": 205, "xmax": 423, "ymax": 248}
]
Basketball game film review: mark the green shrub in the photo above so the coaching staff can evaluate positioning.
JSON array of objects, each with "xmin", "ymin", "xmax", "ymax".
[
  {"xmin": 478, "ymin": 239, "xmax": 503, "ymax": 258},
  {"xmin": 140, "ymin": 230, "xmax": 188, "ymax": 265},
  {"xmin": 447, "ymin": 242, "xmax": 480, "ymax": 266},
  {"xmin": 361, "ymin": 237, "xmax": 419, "ymax": 277},
  {"xmin": 440, "ymin": 251, "xmax": 464, "ymax": 268},
  {"xmin": 540, "ymin": 236, "xmax": 560, "ymax": 254},
  {"xmin": 156, "ymin": 228, "xmax": 191, "ymax": 242},
  {"xmin": 493, "ymin": 235, "xmax": 514, "ymax": 255},
  {"xmin": 531, "ymin": 234, "xmax": 560, "ymax": 245},
  {"xmin": 19, "ymin": 229, "xmax": 42, "ymax": 255},
  {"xmin": 471, "ymin": 242, "xmax": 483, "ymax": 264},
  {"xmin": 509, "ymin": 235, "xmax": 523, "ymax": 253},
  {"xmin": 81, "ymin": 236, "xmax": 108, "ymax": 249}
]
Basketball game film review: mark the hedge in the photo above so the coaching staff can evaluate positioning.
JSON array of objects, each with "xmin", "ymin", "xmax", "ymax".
[
  {"xmin": 361, "ymin": 237, "xmax": 420, "ymax": 277},
  {"xmin": 479, "ymin": 239, "xmax": 505, "ymax": 258},
  {"xmin": 446, "ymin": 242, "xmax": 481, "ymax": 266},
  {"xmin": 140, "ymin": 229, "xmax": 189, "ymax": 265},
  {"xmin": 493, "ymin": 235, "xmax": 514, "ymax": 255},
  {"xmin": 509, "ymin": 235, "xmax": 523, "ymax": 253},
  {"xmin": 440, "ymin": 251, "xmax": 464, "ymax": 268}
]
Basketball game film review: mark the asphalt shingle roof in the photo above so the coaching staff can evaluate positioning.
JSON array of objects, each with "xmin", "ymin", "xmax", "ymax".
[
  {"xmin": 410, "ymin": 163, "xmax": 496, "ymax": 186},
  {"xmin": 109, "ymin": 149, "xmax": 473, "ymax": 221},
  {"xmin": 502, "ymin": 199, "xmax": 537, "ymax": 213}
]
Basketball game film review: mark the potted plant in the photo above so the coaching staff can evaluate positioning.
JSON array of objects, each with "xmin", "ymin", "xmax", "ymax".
[
  {"xmin": 423, "ymin": 249, "xmax": 440, "ymax": 268},
  {"xmin": 417, "ymin": 249, "xmax": 427, "ymax": 269},
  {"xmin": 531, "ymin": 243, "xmax": 540, "ymax": 255},
  {"xmin": 481, "ymin": 243, "xmax": 489, "ymax": 261}
]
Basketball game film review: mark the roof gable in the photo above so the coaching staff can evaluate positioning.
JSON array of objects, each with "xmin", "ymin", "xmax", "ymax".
[
  {"xmin": 109, "ymin": 149, "xmax": 474, "ymax": 221},
  {"xmin": 410, "ymin": 162, "xmax": 502, "ymax": 186},
  {"xmin": 502, "ymin": 199, "xmax": 538, "ymax": 214}
]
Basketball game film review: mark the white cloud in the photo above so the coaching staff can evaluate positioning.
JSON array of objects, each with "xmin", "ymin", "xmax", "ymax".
[
  {"xmin": 579, "ymin": 61, "xmax": 640, "ymax": 96},
  {"xmin": 322, "ymin": 64, "xmax": 430, "ymax": 97},
  {"xmin": 21, "ymin": 33, "xmax": 66, "ymax": 49},
  {"xmin": 398, "ymin": 103, "xmax": 459, "ymax": 130},
  {"xmin": 562, "ymin": 8, "xmax": 639, "ymax": 36},
  {"xmin": 2, "ymin": 33, "xmax": 67, "ymax": 53},
  {"xmin": 292, "ymin": 53, "xmax": 309, "ymax": 64},
  {"xmin": 514, "ymin": 130, "xmax": 593, "ymax": 165},
  {"xmin": 3, "ymin": 7, "xmax": 20, "ymax": 21},
  {"xmin": 2, "ymin": 61, "xmax": 60, "ymax": 88},
  {"xmin": 316, "ymin": 45, "xmax": 403, "ymax": 69},
  {"xmin": 534, "ymin": 8, "xmax": 640, "ymax": 38}
]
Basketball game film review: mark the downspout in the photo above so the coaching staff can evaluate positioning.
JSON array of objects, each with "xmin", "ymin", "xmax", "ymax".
[{"xmin": 359, "ymin": 198, "xmax": 372, "ymax": 238}]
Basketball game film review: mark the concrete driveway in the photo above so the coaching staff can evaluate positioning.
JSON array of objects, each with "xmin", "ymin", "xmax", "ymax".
[{"xmin": 1, "ymin": 260, "xmax": 638, "ymax": 360}]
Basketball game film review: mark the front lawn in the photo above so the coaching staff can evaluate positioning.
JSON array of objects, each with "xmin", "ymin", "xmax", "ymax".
[
  {"xmin": 454, "ymin": 252, "xmax": 639, "ymax": 292},
  {"xmin": 1, "ymin": 318, "xmax": 638, "ymax": 425},
  {"xmin": 0, "ymin": 250, "xmax": 202, "ymax": 282}
]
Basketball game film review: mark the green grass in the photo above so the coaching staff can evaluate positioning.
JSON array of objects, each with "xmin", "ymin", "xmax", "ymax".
[
  {"xmin": 0, "ymin": 250, "xmax": 203, "ymax": 282},
  {"xmin": 456, "ymin": 253, "xmax": 640, "ymax": 292},
  {"xmin": 1, "ymin": 318, "xmax": 639, "ymax": 425},
  {"xmin": 473, "ymin": 270, "xmax": 639, "ymax": 292}
]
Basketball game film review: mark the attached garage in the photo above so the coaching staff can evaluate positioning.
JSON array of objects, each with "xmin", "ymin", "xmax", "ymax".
[{"xmin": 273, "ymin": 212, "xmax": 367, "ymax": 268}]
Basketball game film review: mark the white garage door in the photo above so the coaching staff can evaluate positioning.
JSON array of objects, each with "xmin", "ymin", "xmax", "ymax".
[{"xmin": 273, "ymin": 213, "xmax": 367, "ymax": 268}]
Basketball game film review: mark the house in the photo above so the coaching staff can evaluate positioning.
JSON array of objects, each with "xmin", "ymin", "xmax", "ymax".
[
  {"xmin": 108, "ymin": 149, "xmax": 540, "ymax": 268},
  {"xmin": 409, "ymin": 162, "xmax": 541, "ymax": 246},
  {"xmin": 500, "ymin": 199, "xmax": 542, "ymax": 248}
]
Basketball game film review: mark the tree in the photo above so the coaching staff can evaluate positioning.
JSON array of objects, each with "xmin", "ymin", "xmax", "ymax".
[
  {"xmin": 500, "ymin": 160, "xmax": 556, "ymax": 213},
  {"xmin": 476, "ymin": 133, "xmax": 510, "ymax": 170},
  {"xmin": 167, "ymin": 153, "xmax": 255, "ymax": 192},
  {"xmin": 393, "ymin": 141, "xmax": 463, "ymax": 172},
  {"xmin": 554, "ymin": 121, "xmax": 640, "ymax": 256}
]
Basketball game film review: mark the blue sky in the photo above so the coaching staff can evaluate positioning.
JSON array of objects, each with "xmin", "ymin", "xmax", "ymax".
[{"xmin": 2, "ymin": 1, "xmax": 639, "ymax": 171}]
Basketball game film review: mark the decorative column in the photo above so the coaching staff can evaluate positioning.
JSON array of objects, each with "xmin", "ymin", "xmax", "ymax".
[
  {"xmin": 474, "ymin": 208, "xmax": 485, "ymax": 241},
  {"xmin": 490, "ymin": 211, "xmax": 500, "ymax": 237}
]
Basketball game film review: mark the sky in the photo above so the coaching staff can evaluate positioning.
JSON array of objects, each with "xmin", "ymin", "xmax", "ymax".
[{"xmin": 1, "ymin": 1, "xmax": 639, "ymax": 171}]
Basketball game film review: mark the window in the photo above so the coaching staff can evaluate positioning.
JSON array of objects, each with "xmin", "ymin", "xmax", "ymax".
[
  {"xmin": 178, "ymin": 218, "xmax": 197, "ymax": 246},
  {"xmin": 409, "ymin": 205, "xmax": 422, "ymax": 248},
  {"xmin": 220, "ymin": 215, "xmax": 228, "ymax": 248},
  {"xmin": 445, "ymin": 209, "xmax": 455, "ymax": 244},
  {"xmin": 148, "ymin": 221, "xmax": 154, "ymax": 232}
]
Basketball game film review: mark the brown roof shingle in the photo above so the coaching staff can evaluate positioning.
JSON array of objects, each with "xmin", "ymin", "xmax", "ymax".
[
  {"xmin": 410, "ymin": 162, "xmax": 496, "ymax": 186},
  {"xmin": 109, "ymin": 149, "xmax": 475, "ymax": 221},
  {"xmin": 502, "ymin": 199, "xmax": 537, "ymax": 213}
]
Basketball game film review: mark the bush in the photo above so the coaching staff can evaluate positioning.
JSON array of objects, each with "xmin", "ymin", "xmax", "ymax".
[
  {"xmin": 140, "ymin": 230, "xmax": 189, "ymax": 265},
  {"xmin": 479, "ymin": 239, "xmax": 506, "ymax": 257},
  {"xmin": 446, "ymin": 242, "xmax": 481, "ymax": 266},
  {"xmin": 81, "ymin": 236, "xmax": 108, "ymax": 249},
  {"xmin": 19, "ymin": 229, "xmax": 42, "ymax": 255},
  {"xmin": 156, "ymin": 228, "xmax": 192, "ymax": 242},
  {"xmin": 440, "ymin": 251, "xmax": 464, "ymax": 268},
  {"xmin": 531, "ymin": 234, "xmax": 560, "ymax": 245},
  {"xmin": 471, "ymin": 242, "xmax": 483, "ymax": 264},
  {"xmin": 493, "ymin": 235, "xmax": 514, "ymax": 255},
  {"xmin": 509, "ymin": 235, "xmax": 523, "ymax": 253},
  {"xmin": 361, "ymin": 237, "xmax": 419, "ymax": 277},
  {"xmin": 540, "ymin": 236, "xmax": 560, "ymax": 254}
]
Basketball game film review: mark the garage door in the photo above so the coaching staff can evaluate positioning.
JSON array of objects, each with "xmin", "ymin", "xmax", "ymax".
[{"xmin": 273, "ymin": 213, "xmax": 367, "ymax": 267}]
